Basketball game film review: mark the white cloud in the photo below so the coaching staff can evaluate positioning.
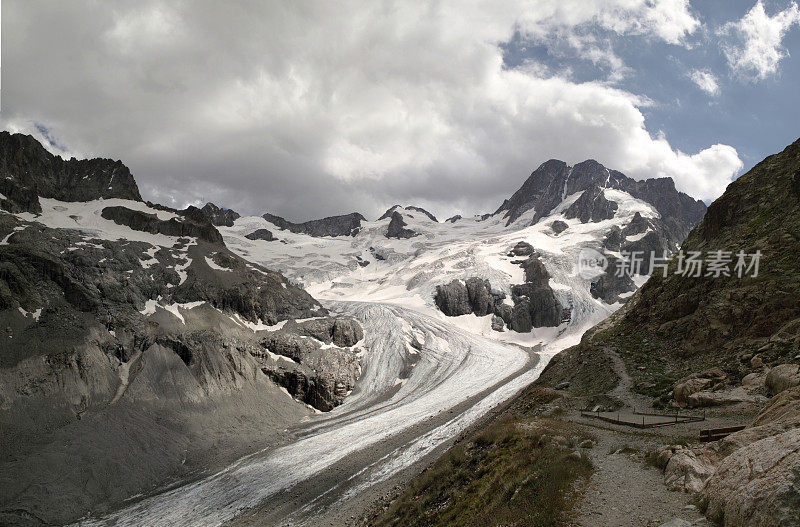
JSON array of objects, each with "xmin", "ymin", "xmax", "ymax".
[
  {"xmin": 688, "ymin": 69, "xmax": 720, "ymax": 95},
  {"xmin": 719, "ymin": 1, "xmax": 800, "ymax": 81},
  {"xmin": 1, "ymin": 0, "xmax": 736, "ymax": 221}
]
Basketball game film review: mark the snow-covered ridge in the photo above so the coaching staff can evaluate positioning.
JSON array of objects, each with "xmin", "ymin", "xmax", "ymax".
[{"xmin": 221, "ymin": 188, "xmax": 663, "ymax": 355}]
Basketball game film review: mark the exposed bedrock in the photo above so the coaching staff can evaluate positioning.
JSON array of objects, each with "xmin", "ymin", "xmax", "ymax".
[
  {"xmin": 262, "ymin": 211, "xmax": 366, "ymax": 237},
  {"xmin": 245, "ymin": 228, "xmax": 275, "ymax": 241},
  {"xmin": 563, "ymin": 184, "xmax": 618, "ymax": 223},
  {"xmin": 201, "ymin": 202, "xmax": 240, "ymax": 227},
  {"xmin": 386, "ymin": 211, "xmax": 418, "ymax": 239},
  {"xmin": 434, "ymin": 253, "xmax": 562, "ymax": 331},
  {"xmin": 551, "ymin": 220, "xmax": 569, "ymax": 234},
  {"xmin": 589, "ymin": 254, "xmax": 636, "ymax": 304},
  {"xmin": 0, "ymin": 131, "xmax": 142, "ymax": 214},
  {"xmin": 258, "ymin": 317, "xmax": 364, "ymax": 411},
  {"xmin": 101, "ymin": 205, "xmax": 224, "ymax": 244}
]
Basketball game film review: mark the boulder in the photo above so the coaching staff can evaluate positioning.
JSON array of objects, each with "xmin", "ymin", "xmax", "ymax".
[
  {"xmin": 686, "ymin": 389, "xmax": 767, "ymax": 408},
  {"xmin": 700, "ymin": 428, "xmax": 800, "ymax": 527},
  {"xmin": 765, "ymin": 363, "xmax": 800, "ymax": 396},
  {"xmin": 491, "ymin": 315, "xmax": 505, "ymax": 332},
  {"xmin": 673, "ymin": 377, "xmax": 713, "ymax": 404},
  {"xmin": 663, "ymin": 447, "xmax": 717, "ymax": 493},
  {"xmin": 673, "ymin": 368, "xmax": 727, "ymax": 404},
  {"xmin": 551, "ymin": 220, "xmax": 569, "ymax": 234}
]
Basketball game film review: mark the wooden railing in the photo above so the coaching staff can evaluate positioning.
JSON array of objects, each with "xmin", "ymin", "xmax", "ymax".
[{"xmin": 699, "ymin": 425, "xmax": 746, "ymax": 442}]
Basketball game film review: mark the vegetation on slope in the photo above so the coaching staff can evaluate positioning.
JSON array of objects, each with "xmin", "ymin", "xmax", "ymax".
[{"xmin": 371, "ymin": 388, "xmax": 593, "ymax": 527}]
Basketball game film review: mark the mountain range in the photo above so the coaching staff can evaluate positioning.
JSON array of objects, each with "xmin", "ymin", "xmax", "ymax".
[{"xmin": 0, "ymin": 129, "xmax": 739, "ymax": 526}]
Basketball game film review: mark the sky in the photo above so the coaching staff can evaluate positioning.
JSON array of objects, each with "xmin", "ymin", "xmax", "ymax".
[{"xmin": 2, "ymin": 0, "xmax": 799, "ymax": 221}]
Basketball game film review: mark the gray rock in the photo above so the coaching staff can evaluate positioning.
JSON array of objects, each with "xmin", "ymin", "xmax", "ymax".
[
  {"xmin": 445, "ymin": 214, "xmax": 462, "ymax": 223},
  {"xmin": 657, "ymin": 519, "xmax": 692, "ymax": 527},
  {"xmin": 508, "ymin": 241, "xmax": 535, "ymax": 257},
  {"xmin": 258, "ymin": 327, "xmax": 361, "ymax": 411},
  {"xmin": 563, "ymin": 184, "xmax": 618, "ymax": 223},
  {"xmin": 590, "ymin": 255, "xmax": 636, "ymax": 304},
  {"xmin": 101, "ymin": 205, "xmax": 224, "ymax": 244},
  {"xmin": 0, "ymin": 131, "xmax": 142, "ymax": 213},
  {"xmin": 378, "ymin": 205, "xmax": 437, "ymax": 222},
  {"xmin": 386, "ymin": 211, "xmax": 417, "ymax": 239},
  {"xmin": 622, "ymin": 211, "xmax": 650, "ymax": 237},
  {"xmin": 765, "ymin": 363, "xmax": 800, "ymax": 395},
  {"xmin": 434, "ymin": 280, "xmax": 472, "ymax": 316},
  {"xmin": 245, "ymin": 228, "xmax": 275, "ymax": 241},
  {"xmin": 491, "ymin": 315, "xmax": 505, "ymax": 332},
  {"xmin": 493, "ymin": 157, "xmax": 705, "ymax": 247},
  {"xmin": 551, "ymin": 220, "xmax": 568, "ymax": 234},
  {"xmin": 262, "ymin": 211, "xmax": 365, "ymax": 237},
  {"xmin": 201, "ymin": 202, "xmax": 240, "ymax": 227},
  {"xmin": 603, "ymin": 226, "xmax": 623, "ymax": 250}
]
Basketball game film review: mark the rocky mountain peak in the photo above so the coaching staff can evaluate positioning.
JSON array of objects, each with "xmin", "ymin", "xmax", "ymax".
[
  {"xmin": 493, "ymin": 156, "xmax": 706, "ymax": 246},
  {"xmin": 0, "ymin": 132, "xmax": 142, "ymax": 214},
  {"xmin": 201, "ymin": 202, "xmax": 240, "ymax": 227},
  {"xmin": 378, "ymin": 205, "xmax": 438, "ymax": 222}
]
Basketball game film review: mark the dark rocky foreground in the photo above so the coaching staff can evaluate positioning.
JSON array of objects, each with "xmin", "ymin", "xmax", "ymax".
[{"xmin": 0, "ymin": 133, "xmax": 366, "ymax": 526}]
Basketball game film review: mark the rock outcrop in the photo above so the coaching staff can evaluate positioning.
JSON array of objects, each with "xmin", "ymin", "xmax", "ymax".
[
  {"xmin": 101, "ymin": 205, "xmax": 224, "ymax": 244},
  {"xmin": 0, "ymin": 131, "xmax": 142, "ymax": 213},
  {"xmin": 258, "ymin": 317, "xmax": 364, "ymax": 410},
  {"xmin": 201, "ymin": 202, "xmax": 240, "ymax": 227},
  {"xmin": 386, "ymin": 211, "xmax": 417, "ymax": 239},
  {"xmin": 551, "ymin": 220, "xmax": 568, "ymax": 234},
  {"xmin": 245, "ymin": 228, "xmax": 275, "ymax": 241},
  {"xmin": 434, "ymin": 253, "xmax": 562, "ymax": 331},
  {"xmin": 563, "ymin": 185, "xmax": 618, "ymax": 223},
  {"xmin": 262, "ymin": 211, "xmax": 366, "ymax": 237},
  {"xmin": 379, "ymin": 205, "xmax": 438, "ymax": 222},
  {"xmin": 589, "ymin": 255, "xmax": 635, "ymax": 304}
]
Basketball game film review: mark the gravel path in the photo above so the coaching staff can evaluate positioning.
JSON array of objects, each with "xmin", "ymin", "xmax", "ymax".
[{"xmin": 571, "ymin": 424, "xmax": 711, "ymax": 527}]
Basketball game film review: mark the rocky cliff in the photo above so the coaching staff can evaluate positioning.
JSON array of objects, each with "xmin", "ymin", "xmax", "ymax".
[
  {"xmin": 0, "ymin": 131, "xmax": 142, "ymax": 213},
  {"xmin": 0, "ymin": 133, "xmax": 365, "ymax": 526}
]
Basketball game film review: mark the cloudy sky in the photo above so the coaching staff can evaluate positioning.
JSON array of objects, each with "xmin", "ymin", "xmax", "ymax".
[{"xmin": 2, "ymin": 1, "xmax": 799, "ymax": 221}]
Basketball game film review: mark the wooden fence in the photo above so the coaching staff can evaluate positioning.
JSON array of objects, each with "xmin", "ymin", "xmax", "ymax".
[{"xmin": 699, "ymin": 425, "xmax": 746, "ymax": 442}]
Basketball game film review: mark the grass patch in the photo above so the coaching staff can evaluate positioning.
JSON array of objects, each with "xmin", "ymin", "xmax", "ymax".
[{"xmin": 372, "ymin": 412, "xmax": 593, "ymax": 527}]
